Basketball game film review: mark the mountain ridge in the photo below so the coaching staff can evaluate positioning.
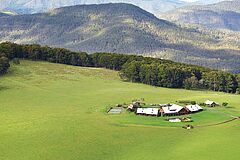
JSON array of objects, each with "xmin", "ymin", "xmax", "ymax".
[
  {"xmin": 0, "ymin": 3, "xmax": 239, "ymax": 73},
  {"xmin": 0, "ymin": 0, "xmax": 187, "ymax": 15}
]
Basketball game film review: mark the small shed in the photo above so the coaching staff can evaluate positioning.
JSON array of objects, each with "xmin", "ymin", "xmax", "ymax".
[
  {"xmin": 168, "ymin": 118, "xmax": 181, "ymax": 123},
  {"xmin": 204, "ymin": 100, "xmax": 218, "ymax": 107},
  {"xmin": 108, "ymin": 107, "xmax": 124, "ymax": 114}
]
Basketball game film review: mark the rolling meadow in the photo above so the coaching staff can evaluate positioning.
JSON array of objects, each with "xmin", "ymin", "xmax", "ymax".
[{"xmin": 0, "ymin": 60, "xmax": 239, "ymax": 160}]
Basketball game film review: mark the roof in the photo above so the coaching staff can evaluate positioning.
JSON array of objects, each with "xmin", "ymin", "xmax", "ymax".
[
  {"xmin": 136, "ymin": 108, "xmax": 159, "ymax": 115},
  {"xmin": 204, "ymin": 100, "xmax": 217, "ymax": 105},
  {"xmin": 169, "ymin": 118, "xmax": 181, "ymax": 123},
  {"xmin": 108, "ymin": 108, "xmax": 124, "ymax": 114},
  {"xmin": 162, "ymin": 104, "xmax": 183, "ymax": 114},
  {"xmin": 186, "ymin": 104, "xmax": 203, "ymax": 112}
]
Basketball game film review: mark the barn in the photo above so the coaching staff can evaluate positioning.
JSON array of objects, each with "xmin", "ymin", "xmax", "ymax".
[{"xmin": 161, "ymin": 104, "xmax": 188, "ymax": 116}]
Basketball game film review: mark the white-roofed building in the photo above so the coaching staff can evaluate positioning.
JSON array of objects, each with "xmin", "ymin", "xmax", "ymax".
[
  {"xmin": 160, "ymin": 104, "xmax": 189, "ymax": 116},
  {"xmin": 136, "ymin": 108, "xmax": 159, "ymax": 116},
  {"xmin": 186, "ymin": 104, "xmax": 203, "ymax": 113},
  {"xmin": 136, "ymin": 108, "xmax": 145, "ymax": 114},
  {"xmin": 204, "ymin": 100, "xmax": 218, "ymax": 107},
  {"xmin": 108, "ymin": 107, "xmax": 124, "ymax": 114},
  {"xmin": 169, "ymin": 118, "xmax": 181, "ymax": 123}
]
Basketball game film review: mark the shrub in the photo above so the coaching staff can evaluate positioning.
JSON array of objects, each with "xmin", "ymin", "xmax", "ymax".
[
  {"xmin": 222, "ymin": 102, "xmax": 228, "ymax": 107},
  {"xmin": 178, "ymin": 100, "xmax": 196, "ymax": 105},
  {"xmin": 236, "ymin": 88, "xmax": 240, "ymax": 94},
  {"xmin": 190, "ymin": 101, "xmax": 196, "ymax": 105},
  {"xmin": 12, "ymin": 58, "xmax": 20, "ymax": 65}
]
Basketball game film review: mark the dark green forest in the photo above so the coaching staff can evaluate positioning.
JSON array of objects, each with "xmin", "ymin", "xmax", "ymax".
[{"xmin": 0, "ymin": 42, "xmax": 239, "ymax": 93}]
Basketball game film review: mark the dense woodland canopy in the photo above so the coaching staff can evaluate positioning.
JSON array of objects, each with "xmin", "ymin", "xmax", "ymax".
[{"xmin": 0, "ymin": 42, "xmax": 239, "ymax": 93}]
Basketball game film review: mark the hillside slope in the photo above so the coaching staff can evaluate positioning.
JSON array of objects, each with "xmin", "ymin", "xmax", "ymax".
[
  {"xmin": 0, "ymin": 60, "xmax": 240, "ymax": 160},
  {"xmin": 161, "ymin": 0, "xmax": 240, "ymax": 31},
  {"xmin": 0, "ymin": 3, "xmax": 240, "ymax": 73}
]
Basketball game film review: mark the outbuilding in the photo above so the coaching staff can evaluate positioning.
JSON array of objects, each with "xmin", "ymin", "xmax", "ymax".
[
  {"xmin": 204, "ymin": 100, "xmax": 219, "ymax": 107},
  {"xmin": 186, "ymin": 104, "xmax": 203, "ymax": 113},
  {"xmin": 108, "ymin": 107, "xmax": 124, "ymax": 114},
  {"xmin": 168, "ymin": 118, "xmax": 181, "ymax": 123}
]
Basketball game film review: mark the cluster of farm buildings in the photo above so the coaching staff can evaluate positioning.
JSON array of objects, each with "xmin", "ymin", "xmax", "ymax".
[{"xmin": 127, "ymin": 100, "xmax": 218, "ymax": 117}]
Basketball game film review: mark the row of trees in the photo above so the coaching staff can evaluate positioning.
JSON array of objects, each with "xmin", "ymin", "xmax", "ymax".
[
  {"xmin": 0, "ymin": 42, "xmax": 239, "ymax": 93},
  {"xmin": 119, "ymin": 60, "xmax": 239, "ymax": 93}
]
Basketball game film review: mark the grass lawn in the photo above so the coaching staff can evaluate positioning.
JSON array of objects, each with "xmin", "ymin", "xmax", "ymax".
[{"xmin": 0, "ymin": 60, "xmax": 239, "ymax": 160}]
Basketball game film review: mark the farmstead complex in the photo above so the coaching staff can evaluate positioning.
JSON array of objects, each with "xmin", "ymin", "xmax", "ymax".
[
  {"xmin": 106, "ymin": 99, "xmax": 233, "ymax": 124},
  {"xmin": 127, "ymin": 101, "xmax": 205, "ymax": 117}
]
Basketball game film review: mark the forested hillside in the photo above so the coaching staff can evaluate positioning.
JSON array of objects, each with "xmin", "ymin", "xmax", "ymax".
[
  {"xmin": 0, "ymin": 3, "xmax": 240, "ymax": 73},
  {"xmin": 0, "ymin": 42, "xmax": 239, "ymax": 94},
  {"xmin": 161, "ymin": 0, "xmax": 240, "ymax": 31}
]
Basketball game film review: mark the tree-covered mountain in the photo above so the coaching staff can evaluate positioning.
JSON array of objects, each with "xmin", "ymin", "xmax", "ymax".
[
  {"xmin": 0, "ymin": 3, "xmax": 239, "ymax": 73},
  {"xmin": 0, "ymin": 0, "xmax": 187, "ymax": 15},
  {"xmin": 161, "ymin": 0, "xmax": 240, "ymax": 31}
]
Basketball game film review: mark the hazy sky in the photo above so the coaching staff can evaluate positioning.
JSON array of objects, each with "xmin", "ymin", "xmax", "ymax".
[{"xmin": 182, "ymin": 0, "xmax": 197, "ymax": 2}]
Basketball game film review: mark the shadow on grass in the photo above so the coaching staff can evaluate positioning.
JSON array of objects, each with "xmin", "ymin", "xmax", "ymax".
[
  {"xmin": 0, "ymin": 86, "xmax": 10, "ymax": 91},
  {"xmin": 225, "ymin": 106, "xmax": 236, "ymax": 109}
]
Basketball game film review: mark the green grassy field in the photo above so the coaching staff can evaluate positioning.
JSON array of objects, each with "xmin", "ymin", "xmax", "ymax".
[{"xmin": 0, "ymin": 60, "xmax": 239, "ymax": 160}]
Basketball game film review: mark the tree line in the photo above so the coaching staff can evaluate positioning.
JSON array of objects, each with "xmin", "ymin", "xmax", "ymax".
[{"xmin": 0, "ymin": 42, "xmax": 239, "ymax": 94}]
